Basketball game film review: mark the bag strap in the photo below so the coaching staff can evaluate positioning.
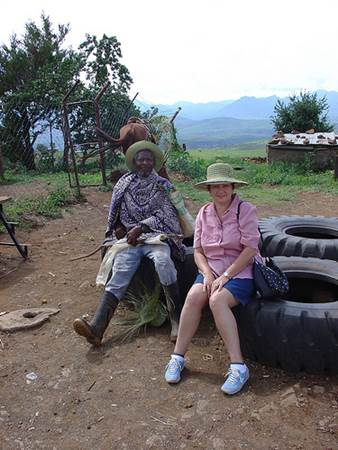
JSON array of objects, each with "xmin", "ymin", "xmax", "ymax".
[{"xmin": 236, "ymin": 201, "xmax": 267, "ymax": 258}]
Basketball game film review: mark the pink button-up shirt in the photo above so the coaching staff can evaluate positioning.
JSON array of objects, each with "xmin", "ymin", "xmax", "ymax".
[{"xmin": 193, "ymin": 194, "xmax": 260, "ymax": 279}]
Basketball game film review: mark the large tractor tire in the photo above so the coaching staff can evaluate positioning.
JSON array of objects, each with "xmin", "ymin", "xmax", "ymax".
[
  {"xmin": 259, "ymin": 215, "xmax": 338, "ymax": 261},
  {"xmin": 237, "ymin": 257, "xmax": 338, "ymax": 374}
]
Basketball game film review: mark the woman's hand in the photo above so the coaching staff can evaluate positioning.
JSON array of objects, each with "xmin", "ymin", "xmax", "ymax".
[
  {"xmin": 203, "ymin": 272, "xmax": 215, "ymax": 297},
  {"xmin": 211, "ymin": 274, "xmax": 230, "ymax": 295},
  {"xmin": 127, "ymin": 225, "xmax": 143, "ymax": 246}
]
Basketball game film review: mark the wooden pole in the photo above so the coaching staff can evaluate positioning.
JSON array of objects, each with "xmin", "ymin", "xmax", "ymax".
[{"xmin": 94, "ymin": 82, "xmax": 110, "ymax": 187}]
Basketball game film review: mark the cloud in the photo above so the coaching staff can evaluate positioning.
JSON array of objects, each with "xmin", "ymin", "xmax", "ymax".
[{"xmin": 1, "ymin": 0, "xmax": 338, "ymax": 102}]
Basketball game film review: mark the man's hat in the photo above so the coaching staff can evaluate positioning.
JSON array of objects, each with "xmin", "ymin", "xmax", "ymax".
[{"xmin": 125, "ymin": 140, "xmax": 164, "ymax": 172}]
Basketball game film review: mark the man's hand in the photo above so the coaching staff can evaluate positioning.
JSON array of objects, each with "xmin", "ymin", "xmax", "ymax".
[
  {"xmin": 115, "ymin": 225, "xmax": 127, "ymax": 240},
  {"xmin": 127, "ymin": 225, "xmax": 143, "ymax": 246}
]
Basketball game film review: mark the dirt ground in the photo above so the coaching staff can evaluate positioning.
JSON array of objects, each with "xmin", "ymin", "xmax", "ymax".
[{"xmin": 0, "ymin": 187, "xmax": 337, "ymax": 450}]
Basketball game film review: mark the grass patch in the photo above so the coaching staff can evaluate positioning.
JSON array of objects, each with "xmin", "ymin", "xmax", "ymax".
[
  {"xmin": 1, "ymin": 169, "xmax": 106, "ymax": 189},
  {"xmin": 172, "ymin": 146, "xmax": 338, "ymax": 206},
  {"xmin": 174, "ymin": 181, "xmax": 298, "ymax": 208},
  {"xmin": 189, "ymin": 146, "xmax": 266, "ymax": 161},
  {"xmin": 0, "ymin": 186, "xmax": 77, "ymax": 232}
]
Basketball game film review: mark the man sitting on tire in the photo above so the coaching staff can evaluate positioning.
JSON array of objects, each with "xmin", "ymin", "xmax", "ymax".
[{"xmin": 73, "ymin": 141, "xmax": 185, "ymax": 345}]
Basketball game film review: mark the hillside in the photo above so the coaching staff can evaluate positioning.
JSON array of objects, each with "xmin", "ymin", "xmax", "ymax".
[{"xmin": 175, "ymin": 116, "xmax": 273, "ymax": 148}]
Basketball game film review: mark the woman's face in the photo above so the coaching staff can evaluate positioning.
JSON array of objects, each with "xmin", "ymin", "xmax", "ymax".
[{"xmin": 209, "ymin": 183, "xmax": 234, "ymax": 204}]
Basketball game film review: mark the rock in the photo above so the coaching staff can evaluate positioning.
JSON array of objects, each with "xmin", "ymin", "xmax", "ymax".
[
  {"xmin": 181, "ymin": 410, "xmax": 194, "ymax": 419},
  {"xmin": 250, "ymin": 411, "xmax": 261, "ymax": 421},
  {"xmin": 0, "ymin": 308, "xmax": 60, "ymax": 332},
  {"xmin": 280, "ymin": 387, "xmax": 296, "ymax": 398},
  {"xmin": 258, "ymin": 402, "xmax": 279, "ymax": 415},
  {"xmin": 211, "ymin": 414, "xmax": 222, "ymax": 422},
  {"xmin": 78, "ymin": 281, "xmax": 91, "ymax": 291},
  {"xmin": 312, "ymin": 385, "xmax": 325, "ymax": 395},
  {"xmin": 196, "ymin": 399, "xmax": 209, "ymax": 415},
  {"xmin": 146, "ymin": 435, "xmax": 163, "ymax": 448},
  {"xmin": 211, "ymin": 438, "xmax": 225, "ymax": 449},
  {"xmin": 61, "ymin": 368, "xmax": 71, "ymax": 378},
  {"xmin": 280, "ymin": 392, "xmax": 299, "ymax": 408}
]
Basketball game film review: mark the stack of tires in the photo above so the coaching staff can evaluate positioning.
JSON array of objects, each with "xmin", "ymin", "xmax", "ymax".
[{"xmin": 237, "ymin": 216, "xmax": 338, "ymax": 374}]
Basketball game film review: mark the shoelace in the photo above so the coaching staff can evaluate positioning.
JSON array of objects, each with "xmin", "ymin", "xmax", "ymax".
[
  {"xmin": 225, "ymin": 368, "xmax": 241, "ymax": 384},
  {"xmin": 166, "ymin": 358, "xmax": 183, "ymax": 373}
]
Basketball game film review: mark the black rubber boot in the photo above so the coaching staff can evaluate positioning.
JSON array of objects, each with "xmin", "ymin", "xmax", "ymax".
[
  {"xmin": 73, "ymin": 291, "xmax": 119, "ymax": 346},
  {"xmin": 162, "ymin": 282, "xmax": 182, "ymax": 342}
]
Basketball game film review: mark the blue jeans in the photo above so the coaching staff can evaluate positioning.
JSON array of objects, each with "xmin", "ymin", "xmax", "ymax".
[{"xmin": 105, "ymin": 243, "xmax": 177, "ymax": 300}]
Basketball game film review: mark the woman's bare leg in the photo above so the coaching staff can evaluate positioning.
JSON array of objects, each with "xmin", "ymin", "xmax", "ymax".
[
  {"xmin": 173, "ymin": 284, "xmax": 209, "ymax": 355},
  {"xmin": 209, "ymin": 289, "xmax": 243, "ymax": 362}
]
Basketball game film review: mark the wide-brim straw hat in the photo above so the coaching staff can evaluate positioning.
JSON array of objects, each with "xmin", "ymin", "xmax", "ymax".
[
  {"xmin": 195, "ymin": 163, "xmax": 248, "ymax": 190},
  {"xmin": 125, "ymin": 140, "xmax": 164, "ymax": 172}
]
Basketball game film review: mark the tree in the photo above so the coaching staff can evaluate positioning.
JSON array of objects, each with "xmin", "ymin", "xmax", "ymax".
[
  {"xmin": 0, "ymin": 14, "xmax": 81, "ymax": 169},
  {"xmin": 0, "ymin": 16, "xmax": 136, "ymax": 171},
  {"xmin": 64, "ymin": 34, "xmax": 137, "ymax": 167},
  {"xmin": 271, "ymin": 91, "xmax": 334, "ymax": 133}
]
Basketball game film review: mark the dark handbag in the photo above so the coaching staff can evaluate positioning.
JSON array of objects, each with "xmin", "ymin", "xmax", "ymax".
[
  {"xmin": 237, "ymin": 202, "xmax": 289, "ymax": 298},
  {"xmin": 253, "ymin": 257, "xmax": 289, "ymax": 298}
]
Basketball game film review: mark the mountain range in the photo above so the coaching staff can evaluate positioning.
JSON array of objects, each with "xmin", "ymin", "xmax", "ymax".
[
  {"xmin": 153, "ymin": 90, "xmax": 338, "ymax": 122},
  {"xmin": 141, "ymin": 90, "xmax": 338, "ymax": 148}
]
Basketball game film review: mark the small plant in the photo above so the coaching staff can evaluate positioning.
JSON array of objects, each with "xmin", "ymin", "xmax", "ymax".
[{"xmin": 113, "ymin": 281, "xmax": 167, "ymax": 342}]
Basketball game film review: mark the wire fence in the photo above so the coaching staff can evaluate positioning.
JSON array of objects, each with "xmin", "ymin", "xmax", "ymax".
[{"xmin": 0, "ymin": 85, "xmax": 181, "ymax": 199}]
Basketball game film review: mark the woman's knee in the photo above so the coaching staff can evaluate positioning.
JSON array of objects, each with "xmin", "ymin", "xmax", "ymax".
[
  {"xmin": 184, "ymin": 286, "xmax": 208, "ymax": 310},
  {"xmin": 209, "ymin": 290, "xmax": 234, "ymax": 311}
]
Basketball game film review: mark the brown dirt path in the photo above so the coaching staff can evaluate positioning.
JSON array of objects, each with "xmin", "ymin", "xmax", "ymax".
[{"xmin": 0, "ymin": 188, "xmax": 337, "ymax": 450}]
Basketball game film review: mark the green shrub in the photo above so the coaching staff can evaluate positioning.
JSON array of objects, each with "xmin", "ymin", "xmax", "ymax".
[{"xmin": 168, "ymin": 150, "xmax": 208, "ymax": 181}]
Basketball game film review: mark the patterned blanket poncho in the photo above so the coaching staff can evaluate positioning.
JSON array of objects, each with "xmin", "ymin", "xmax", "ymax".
[{"xmin": 106, "ymin": 170, "xmax": 185, "ymax": 260}]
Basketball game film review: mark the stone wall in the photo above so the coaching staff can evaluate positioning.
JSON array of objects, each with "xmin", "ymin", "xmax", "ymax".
[{"xmin": 267, "ymin": 145, "xmax": 338, "ymax": 171}]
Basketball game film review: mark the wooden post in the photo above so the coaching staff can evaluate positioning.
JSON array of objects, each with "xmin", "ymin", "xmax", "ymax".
[
  {"xmin": 94, "ymin": 82, "xmax": 110, "ymax": 187},
  {"xmin": 63, "ymin": 101, "xmax": 81, "ymax": 199}
]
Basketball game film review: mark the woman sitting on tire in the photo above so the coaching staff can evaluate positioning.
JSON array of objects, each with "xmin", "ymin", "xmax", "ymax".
[{"xmin": 164, "ymin": 163, "xmax": 261, "ymax": 395}]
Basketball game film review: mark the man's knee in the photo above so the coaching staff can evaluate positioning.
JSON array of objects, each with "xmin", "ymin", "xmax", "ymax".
[{"xmin": 151, "ymin": 247, "xmax": 177, "ymax": 285}]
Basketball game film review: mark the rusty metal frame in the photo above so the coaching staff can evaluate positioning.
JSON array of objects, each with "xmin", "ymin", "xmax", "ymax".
[{"xmin": 62, "ymin": 83, "xmax": 141, "ymax": 193}]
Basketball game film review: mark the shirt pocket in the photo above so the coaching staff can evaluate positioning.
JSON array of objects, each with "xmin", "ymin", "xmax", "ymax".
[
  {"xmin": 221, "ymin": 217, "xmax": 241, "ymax": 247},
  {"xmin": 201, "ymin": 224, "xmax": 219, "ymax": 244}
]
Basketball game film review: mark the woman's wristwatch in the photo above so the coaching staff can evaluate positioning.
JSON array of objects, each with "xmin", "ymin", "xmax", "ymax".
[{"xmin": 223, "ymin": 271, "xmax": 232, "ymax": 279}]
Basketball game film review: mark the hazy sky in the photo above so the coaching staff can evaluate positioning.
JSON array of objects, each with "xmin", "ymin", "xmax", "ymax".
[{"xmin": 1, "ymin": 0, "xmax": 338, "ymax": 104}]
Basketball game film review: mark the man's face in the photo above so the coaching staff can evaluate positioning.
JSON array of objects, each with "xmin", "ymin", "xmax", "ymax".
[{"xmin": 134, "ymin": 150, "xmax": 155, "ymax": 177}]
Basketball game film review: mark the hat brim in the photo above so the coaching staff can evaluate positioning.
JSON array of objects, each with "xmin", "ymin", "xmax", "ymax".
[
  {"xmin": 125, "ymin": 140, "xmax": 164, "ymax": 172},
  {"xmin": 194, "ymin": 178, "xmax": 248, "ymax": 190}
]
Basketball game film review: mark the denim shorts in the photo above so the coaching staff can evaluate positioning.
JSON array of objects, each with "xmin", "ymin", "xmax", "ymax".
[{"xmin": 194, "ymin": 273, "xmax": 255, "ymax": 306}]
